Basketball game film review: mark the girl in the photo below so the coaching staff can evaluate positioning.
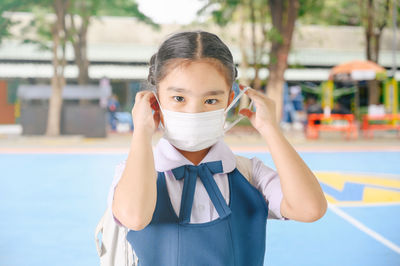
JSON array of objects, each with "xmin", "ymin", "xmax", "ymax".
[{"xmin": 108, "ymin": 30, "xmax": 327, "ymax": 265}]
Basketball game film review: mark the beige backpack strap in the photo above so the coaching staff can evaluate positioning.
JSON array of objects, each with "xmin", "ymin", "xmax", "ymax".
[
  {"xmin": 95, "ymin": 210, "xmax": 106, "ymax": 257},
  {"xmin": 234, "ymin": 155, "xmax": 253, "ymax": 184},
  {"xmin": 94, "ymin": 206, "xmax": 137, "ymax": 266}
]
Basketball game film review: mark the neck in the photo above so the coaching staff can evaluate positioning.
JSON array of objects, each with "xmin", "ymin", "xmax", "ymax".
[{"xmin": 176, "ymin": 147, "xmax": 211, "ymax": 165}]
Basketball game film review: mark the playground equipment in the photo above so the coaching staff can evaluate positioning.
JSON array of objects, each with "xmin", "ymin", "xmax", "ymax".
[
  {"xmin": 329, "ymin": 60, "xmax": 387, "ymax": 119},
  {"xmin": 362, "ymin": 77, "xmax": 400, "ymax": 138},
  {"xmin": 306, "ymin": 113, "xmax": 358, "ymax": 139},
  {"xmin": 384, "ymin": 77, "xmax": 399, "ymax": 115},
  {"xmin": 302, "ymin": 81, "xmax": 358, "ymax": 139},
  {"xmin": 304, "ymin": 60, "xmax": 391, "ymax": 139}
]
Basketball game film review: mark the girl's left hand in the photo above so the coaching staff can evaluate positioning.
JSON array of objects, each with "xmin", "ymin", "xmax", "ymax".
[{"xmin": 239, "ymin": 87, "xmax": 278, "ymax": 133}]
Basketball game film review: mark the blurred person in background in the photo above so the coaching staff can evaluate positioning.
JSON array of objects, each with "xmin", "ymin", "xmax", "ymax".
[{"xmin": 107, "ymin": 94, "xmax": 120, "ymax": 132}]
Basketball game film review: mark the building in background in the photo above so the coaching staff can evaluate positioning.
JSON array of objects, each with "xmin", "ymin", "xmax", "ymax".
[{"xmin": 0, "ymin": 13, "xmax": 399, "ymax": 126}]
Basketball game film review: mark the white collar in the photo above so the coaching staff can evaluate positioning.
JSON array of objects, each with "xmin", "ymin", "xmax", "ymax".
[{"xmin": 154, "ymin": 137, "xmax": 236, "ymax": 174}]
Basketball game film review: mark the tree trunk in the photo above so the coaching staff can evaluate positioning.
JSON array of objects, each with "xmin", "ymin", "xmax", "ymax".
[
  {"xmin": 238, "ymin": 8, "xmax": 251, "ymax": 110},
  {"xmin": 47, "ymin": 75, "xmax": 65, "ymax": 136},
  {"xmin": 266, "ymin": 0, "xmax": 299, "ymax": 122},
  {"xmin": 69, "ymin": 12, "xmax": 90, "ymax": 85},
  {"xmin": 46, "ymin": 0, "xmax": 69, "ymax": 137},
  {"xmin": 367, "ymin": 31, "xmax": 381, "ymax": 105},
  {"xmin": 76, "ymin": 19, "xmax": 89, "ymax": 85},
  {"xmin": 367, "ymin": 79, "xmax": 380, "ymax": 105},
  {"xmin": 74, "ymin": 37, "xmax": 89, "ymax": 85},
  {"xmin": 362, "ymin": 0, "xmax": 389, "ymax": 105},
  {"xmin": 365, "ymin": 0, "xmax": 374, "ymax": 61},
  {"xmin": 249, "ymin": 0, "xmax": 262, "ymax": 92}
]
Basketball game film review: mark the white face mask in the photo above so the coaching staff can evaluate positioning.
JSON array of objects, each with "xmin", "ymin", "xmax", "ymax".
[{"xmin": 153, "ymin": 86, "xmax": 252, "ymax": 152}]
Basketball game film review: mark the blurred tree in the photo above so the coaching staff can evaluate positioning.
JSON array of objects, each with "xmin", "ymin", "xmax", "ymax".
[
  {"xmin": 1, "ymin": 0, "xmax": 70, "ymax": 136},
  {"xmin": 199, "ymin": 0, "xmax": 324, "ymax": 121},
  {"xmin": 361, "ymin": 0, "xmax": 390, "ymax": 105},
  {"xmin": 299, "ymin": 0, "xmax": 399, "ymax": 106},
  {"xmin": 299, "ymin": 0, "xmax": 361, "ymax": 26},
  {"xmin": 1, "ymin": 0, "xmax": 157, "ymax": 136},
  {"xmin": 265, "ymin": 0, "xmax": 323, "ymax": 121},
  {"xmin": 47, "ymin": 0, "xmax": 69, "ymax": 136},
  {"xmin": 0, "ymin": 0, "xmax": 31, "ymax": 44},
  {"xmin": 266, "ymin": 0, "xmax": 299, "ymax": 121},
  {"xmin": 199, "ymin": 0, "xmax": 269, "ymax": 92},
  {"xmin": 67, "ymin": 0, "xmax": 158, "ymax": 85},
  {"xmin": 360, "ymin": 0, "xmax": 390, "ymax": 64}
]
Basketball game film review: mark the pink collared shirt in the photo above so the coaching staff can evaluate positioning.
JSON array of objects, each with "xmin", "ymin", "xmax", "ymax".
[{"xmin": 108, "ymin": 137, "xmax": 286, "ymax": 226}]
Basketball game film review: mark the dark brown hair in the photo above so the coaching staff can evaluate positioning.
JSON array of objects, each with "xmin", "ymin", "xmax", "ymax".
[{"xmin": 148, "ymin": 31, "xmax": 237, "ymax": 89}]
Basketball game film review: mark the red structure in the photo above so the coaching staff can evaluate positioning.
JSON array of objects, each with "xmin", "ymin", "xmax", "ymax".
[
  {"xmin": 0, "ymin": 80, "xmax": 16, "ymax": 124},
  {"xmin": 362, "ymin": 114, "xmax": 400, "ymax": 138},
  {"xmin": 306, "ymin": 114, "xmax": 358, "ymax": 139}
]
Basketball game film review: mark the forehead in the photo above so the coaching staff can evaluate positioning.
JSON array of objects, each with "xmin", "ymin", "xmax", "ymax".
[
  {"xmin": 158, "ymin": 60, "xmax": 231, "ymax": 95},
  {"xmin": 166, "ymin": 86, "xmax": 227, "ymax": 97}
]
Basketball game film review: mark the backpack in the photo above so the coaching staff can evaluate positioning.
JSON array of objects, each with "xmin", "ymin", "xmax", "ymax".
[{"xmin": 94, "ymin": 155, "xmax": 252, "ymax": 266}]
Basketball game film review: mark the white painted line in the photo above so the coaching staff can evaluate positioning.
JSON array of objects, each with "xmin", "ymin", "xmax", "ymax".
[{"xmin": 329, "ymin": 203, "xmax": 400, "ymax": 254}]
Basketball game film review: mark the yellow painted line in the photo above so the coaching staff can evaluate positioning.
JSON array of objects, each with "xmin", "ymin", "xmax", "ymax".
[{"xmin": 316, "ymin": 171, "xmax": 400, "ymax": 205}]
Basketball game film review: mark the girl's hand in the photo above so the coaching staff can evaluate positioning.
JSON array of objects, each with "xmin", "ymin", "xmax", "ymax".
[
  {"xmin": 238, "ymin": 87, "xmax": 278, "ymax": 133},
  {"xmin": 131, "ymin": 91, "xmax": 160, "ymax": 135}
]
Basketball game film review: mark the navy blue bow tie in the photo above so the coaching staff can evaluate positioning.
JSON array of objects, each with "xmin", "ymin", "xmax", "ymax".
[{"xmin": 171, "ymin": 161, "xmax": 232, "ymax": 224}]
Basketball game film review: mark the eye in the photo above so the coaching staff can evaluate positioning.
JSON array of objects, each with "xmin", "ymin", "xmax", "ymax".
[
  {"xmin": 205, "ymin": 99, "xmax": 218, "ymax": 105},
  {"xmin": 173, "ymin": 96, "xmax": 185, "ymax": 102}
]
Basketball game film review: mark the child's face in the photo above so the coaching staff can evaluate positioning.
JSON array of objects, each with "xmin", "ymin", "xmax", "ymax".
[{"xmin": 157, "ymin": 61, "xmax": 233, "ymax": 113}]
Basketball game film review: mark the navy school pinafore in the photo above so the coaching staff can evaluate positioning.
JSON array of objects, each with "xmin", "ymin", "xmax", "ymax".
[{"xmin": 126, "ymin": 161, "xmax": 269, "ymax": 266}]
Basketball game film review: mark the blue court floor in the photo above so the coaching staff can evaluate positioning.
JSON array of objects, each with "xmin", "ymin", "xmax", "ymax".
[{"xmin": 0, "ymin": 150, "xmax": 399, "ymax": 266}]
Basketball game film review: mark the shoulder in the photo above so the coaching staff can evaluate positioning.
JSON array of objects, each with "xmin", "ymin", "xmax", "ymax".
[
  {"xmin": 234, "ymin": 155, "xmax": 276, "ymax": 183},
  {"xmin": 234, "ymin": 155, "xmax": 278, "ymax": 186},
  {"xmin": 234, "ymin": 155, "xmax": 253, "ymax": 183}
]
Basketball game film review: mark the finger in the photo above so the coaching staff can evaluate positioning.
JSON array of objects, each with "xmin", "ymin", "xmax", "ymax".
[
  {"xmin": 136, "ymin": 91, "xmax": 156, "ymax": 109},
  {"xmin": 135, "ymin": 91, "xmax": 144, "ymax": 101},
  {"xmin": 135, "ymin": 91, "xmax": 150, "ymax": 101},
  {"xmin": 239, "ymin": 108, "xmax": 254, "ymax": 118},
  {"xmin": 141, "ymin": 91, "xmax": 154, "ymax": 100},
  {"xmin": 137, "ymin": 90, "xmax": 153, "ymax": 99},
  {"xmin": 244, "ymin": 88, "xmax": 265, "ymax": 100}
]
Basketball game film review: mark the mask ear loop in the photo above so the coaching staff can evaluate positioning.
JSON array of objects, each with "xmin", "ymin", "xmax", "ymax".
[
  {"xmin": 224, "ymin": 86, "xmax": 254, "ymax": 133},
  {"xmin": 151, "ymin": 91, "xmax": 165, "ymax": 130},
  {"xmin": 224, "ymin": 86, "xmax": 249, "ymax": 115}
]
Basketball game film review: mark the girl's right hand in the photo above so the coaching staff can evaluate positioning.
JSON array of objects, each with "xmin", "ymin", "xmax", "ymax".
[{"xmin": 131, "ymin": 91, "xmax": 160, "ymax": 135}]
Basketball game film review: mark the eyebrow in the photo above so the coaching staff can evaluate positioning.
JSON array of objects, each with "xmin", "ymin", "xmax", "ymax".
[{"xmin": 167, "ymin": 87, "xmax": 226, "ymax": 96}]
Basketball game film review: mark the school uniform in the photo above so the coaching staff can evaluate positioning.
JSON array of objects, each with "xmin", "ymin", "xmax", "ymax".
[{"xmin": 107, "ymin": 137, "xmax": 287, "ymax": 265}]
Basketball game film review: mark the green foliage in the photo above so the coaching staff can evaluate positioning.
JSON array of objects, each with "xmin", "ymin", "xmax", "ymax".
[
  {"xmin": 267, "ymin": 26, "xmax": 282, "ymax": 44},
  {"xmin": 298, "ymin": 0, "xmax": 324, "ymax": 18},
  {"xmin": 0, "ymin": 0, "xmax": 159, "ymax": 46},
  {"xmin": 199, "ymin": 0, "xmax": 271, "ymax": 26},
  {"xmin": 99, "ymin": 0, "xmax": 159, "ymax": 29},
  {"xmin": 201, "ymin": 0, "xmax": 398, "ymax": 27},
  {"xmin": 198, "ymin": 0, "xmax": 241, "ymax": 26},
  {"xmin": 21, "ymin": 6, "xmax": 53, "ymax": 51},
  {"xmin": 299, "ymin": 0, "xmax": 361, "ymax": 26},
  {"xmin": 0, "ymin": 0, "xmax": 32, "ymax": 43},
  {"xmin": 0, "ymin": 15, "xmax": 13, "ymax": 43}
]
